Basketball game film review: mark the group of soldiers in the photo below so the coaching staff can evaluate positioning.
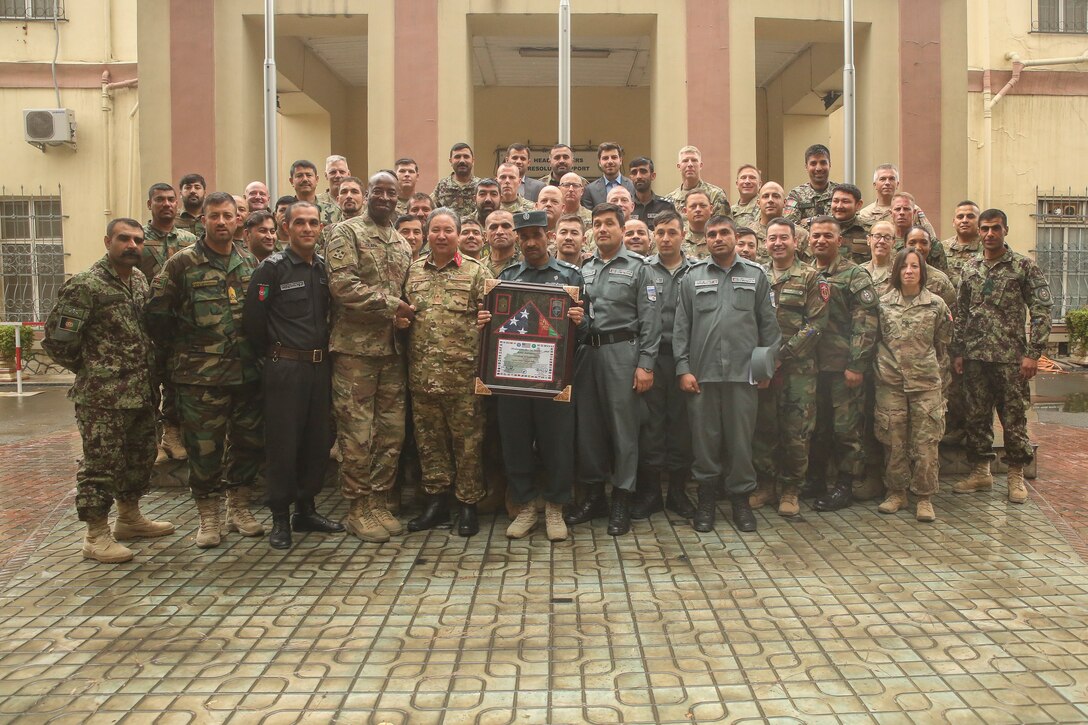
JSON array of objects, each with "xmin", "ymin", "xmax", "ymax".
[{"xmin": 43, "ymin": 140, "xmax": 1053, "ymax": 563}]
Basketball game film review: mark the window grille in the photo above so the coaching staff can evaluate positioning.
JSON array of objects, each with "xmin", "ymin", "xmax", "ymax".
[
  {"xmin": 0, "ymin": 189, "xmax": 65, "ymax": 323},
  {"xmin": 1035, "ymin": 190, "xmax": 1088, "ymax": 321},
  {"xmin": 1034, "ymin": 0, "xmax": 1088, "ymax": 33},
  {"xmin": 0, "ymin": 0, "xmax": 64, "ymax": 21}
]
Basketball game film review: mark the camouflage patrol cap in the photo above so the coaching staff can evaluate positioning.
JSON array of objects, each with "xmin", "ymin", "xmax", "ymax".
[{"xmin": 513, "ymin": 210, "xmax": 548, "ymax": 230}]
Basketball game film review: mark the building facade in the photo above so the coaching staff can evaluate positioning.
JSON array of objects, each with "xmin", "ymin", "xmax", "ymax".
[{"xmin": 1, "ymin": 0, "xmax": 1086, "ymax": 321}]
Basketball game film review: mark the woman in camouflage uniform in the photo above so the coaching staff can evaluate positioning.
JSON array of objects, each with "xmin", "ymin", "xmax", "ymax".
[{"xmin": 872, "ymin": 248, "xmax": 954, "ymax": 522}]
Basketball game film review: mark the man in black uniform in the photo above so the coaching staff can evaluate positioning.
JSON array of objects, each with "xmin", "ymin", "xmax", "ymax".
[
  {"xmin": 477, "ymin": 210, "xmax": 587, "ymax": 542},
  {"xmin": 242, "ymin": 201, "xmax": 344, "ymax": 549}
]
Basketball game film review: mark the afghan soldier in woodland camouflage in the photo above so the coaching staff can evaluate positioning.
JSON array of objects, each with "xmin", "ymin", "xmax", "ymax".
[
  {"xmin": 952, "ymin": 209, "xmax": 1052, "ymax": 504},
  {"xmin": 750, "ymin": 218, "xmax": 829, "ymax": 517},
  {"xmin": 784, "ymin": 145, "xmax": 838, "ymax": 227},
  {"xmin": 145, "ymin": 192, "xmax": 265, "ymax": 549},
  {"xmin": 403, "ymin": 208, "xmax": 491, "ymax": 537},
  {"xmin": 805, "ymin": 217, "xmax": 880, "ymax": 512},
  {"xmin": 44, "ymin": 218, "xmax": 174, "ymax": 563},
  {"xmin": 432, "ymin": 142, "xmax": 482, "ymax": 220}
]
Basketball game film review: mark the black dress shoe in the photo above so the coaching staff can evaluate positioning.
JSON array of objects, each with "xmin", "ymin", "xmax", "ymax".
[
  {"xmin": 692, "ymin": 483, "xmax": 717, "ymax": 532},
  {"xmin": 607, "ymin": 489, "xmax": 632, "ymax": 536},
  {"xmin": 665, "ymin": 471, "xmax": 696, "ymax": 518},
  {"xmin": 457, "ymin": 502, "xmax": 479, "ymax": 537},
  {"xmin": 269, "ymin": 511, "xmax": 292, "ymax": 549},
  {"xmin": 407, "ymin": 493, "xmax": 450, "ymax": 532},
  {"xmin": 814, "ymin": 482, "xmax": 853, "ymax": 512},
  {"xmin": 292, "ymin": 498, "xmax": 346, "ymax": 533},
  {"xmin": 730, "ymin": 494, "xmax": 758, "ymax": 532},
  {"xmin": 564, "ymin": 483, "xmax": 609, "ymax": 525},
  {"xmin": 630, "ymin": 469, "xmax": 664, "ymax": 520}
]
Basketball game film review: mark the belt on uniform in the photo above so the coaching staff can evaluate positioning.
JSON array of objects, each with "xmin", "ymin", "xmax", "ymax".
[
  {"xmin": 585, "ymin": 330, "xmax": 637, "ymax": 348},
  {"xmin": 268, "ymin": 343, "xmax": 327, "ymax": 363}
]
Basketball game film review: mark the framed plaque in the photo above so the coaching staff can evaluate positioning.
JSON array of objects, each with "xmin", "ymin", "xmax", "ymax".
[{"xmin": 475, "ymin": 280, "xmax": 580, "ymax": 401}]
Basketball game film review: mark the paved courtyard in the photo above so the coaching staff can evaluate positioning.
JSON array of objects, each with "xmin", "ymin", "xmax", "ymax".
[{"xmin": 2, "ymin": 386, "xmax": 1088, "ymax": 723}]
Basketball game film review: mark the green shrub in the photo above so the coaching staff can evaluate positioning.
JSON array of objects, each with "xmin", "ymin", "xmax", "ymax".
[
  {"xmin": 0, "ymin": 324, "xmax": 36, "ymax": 360},
  {"xmin": 1068, "ymin": 308, "xmax": 1088, "ymax": 351}
]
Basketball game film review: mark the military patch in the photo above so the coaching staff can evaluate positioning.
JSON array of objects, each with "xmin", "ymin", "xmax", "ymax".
[
  {"xmin": 280, "ymin": 281, "xmax": 305, "ymax": 291},
  {"xmin": 859, "ymin": 288, "xmax": 875, "ymax": 304},
  {"xmin": 646, "ymin": 285, "xmax": 657, "ymax": 302},
  {"xmin": 1038, "ymin": 287, "xmax": 1051, "ymax": 302},
  {"xmin": 58, "ymin": 316, "xmax": 82, "ymax": 332},
  {"xmin": 818, "ymin": 279, "xmax": 831, "ymax": 302},
  {"xmin": 228, "ymin": 286, "xmax": 238, "ymax": 304},
  {"xmin": 769, "ymin": 290, "xmax": 777, "ymax": 308},
  {"xmin": 152, "ymin": 275, "xmax": 167, "ymax": 289},
  {"xmin": 257, "ymin": 284, "xmax": 269, "ymax": 301}
]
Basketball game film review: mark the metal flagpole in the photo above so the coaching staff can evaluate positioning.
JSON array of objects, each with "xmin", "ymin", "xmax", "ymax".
[
  {"xmin": 558, "ymin": 0, "xmax": 571, "ymax": 146},
  {"xmin": 264, "ymin": 0, "xmax": 279, "ymax": 200},
  {"xmin": 842, "ymin": 0, "xmax": 856, "ymax": 184}
]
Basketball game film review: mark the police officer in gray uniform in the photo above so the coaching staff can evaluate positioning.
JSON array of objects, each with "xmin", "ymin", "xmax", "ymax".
[
  {"xmin": 564, "ymin": 203, "xmax": 661, "ymax": 536},
  {"xmin": 631, "ymin": 209, "xmax": 697, "ymax": 520},
  {"xmin": 674, "ymin": 215, "xmax": 781, "ymax": 533},
  {"xmin": 242, "ymin": 201, "xmax": 344, "ymax": 549}
]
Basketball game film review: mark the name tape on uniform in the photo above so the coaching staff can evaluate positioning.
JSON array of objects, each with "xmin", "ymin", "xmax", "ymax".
[
  {"xmin": 280, "ymin": 281, "xmax": 306, "ymax": 291},
  {"xmin": 694, "ymin": 279, "xmax": 719, "ymax": 288}
]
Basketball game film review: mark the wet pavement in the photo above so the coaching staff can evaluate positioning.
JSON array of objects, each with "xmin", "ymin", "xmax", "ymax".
[{"xmin": 2, "ymin": 384, "xmax": 1088, "ymax": 723}]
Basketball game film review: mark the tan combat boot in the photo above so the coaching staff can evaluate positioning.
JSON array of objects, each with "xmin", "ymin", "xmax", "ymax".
[
  {"xmin": 953, "ymin": 461, "xmax": 993, "ymax": 494},
  {"xmin": 154, "ymin": 444, "xmax": 169, "ymax": 466},
  {"xmin": 344, "ymin": 498, "xmax": 390, "ymax": 543},
  {"xmin": 777, "ymin": 486, "xmax": 800, "ymax": 518},
  {"xmin": 161, "ymin": 423, "xmax": 188, "ymax": 460},
  {"xmin": 82, "ymin": 516, "xmax": 134, "ymax": 563},
  {"xmin": 915, "ymin": 495, "xmax": 936, "ymax": 522},
  {"xmin": 1007, "ymin": 466, "xmax": 1028, "ymax": 504},
  {"xmin": 113, "ymin": 499, "xmax": 175, "ymax": 540},
  {"xmin": 506, "ymin": 502, "xmax": 538, "ymax": 539},
  {"xmin": 194, "ymin": 497, "xmax": 222, "ymax": 549},
  {"xmin": 369, "ymin": 491, "xmax": 405, "ymax": 535},
  {"xmin": 544, "ymin": 501, "xmax": 568, "ymax": 542},
  {"xmin": 748, "ymin": 481, "xmax": 776, "ymax": 509},
  {"xmin": 878, "ymin": 491, "xmax": 907, "ymax": 514},
  {"xmin": 225, "ymin": 487, "xmax": 265, "ymax": 536}
]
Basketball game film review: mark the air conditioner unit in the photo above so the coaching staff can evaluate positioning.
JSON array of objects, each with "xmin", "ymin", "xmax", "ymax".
[{"xmin": 23, "ymin": 108, "xmax": 76, "ymax": 149}]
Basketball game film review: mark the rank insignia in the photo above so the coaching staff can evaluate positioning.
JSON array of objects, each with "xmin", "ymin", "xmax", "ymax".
[
  {"xmin": 257, "ymin": 284, "xmax": 269, "ymax": 301},
  {"xmin": 228, "ymin": 286, "xmax": 238, "ymax": 304}
]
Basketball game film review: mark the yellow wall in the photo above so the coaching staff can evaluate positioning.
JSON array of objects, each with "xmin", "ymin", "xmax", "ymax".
[{"xmin": 0, "ymin": 0, "xmax": 135, "ymax": 63}]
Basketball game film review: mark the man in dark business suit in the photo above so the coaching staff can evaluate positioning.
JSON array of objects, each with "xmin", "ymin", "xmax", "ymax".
[
  {"xmin": 507, "ymin": 143, "xmax": 546, "ymax": 202},
  {"xmin": 582, "ymin": 142, "xmax": 636, "ymax": 210}
]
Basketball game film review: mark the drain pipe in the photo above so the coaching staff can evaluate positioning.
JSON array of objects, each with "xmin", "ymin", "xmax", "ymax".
[{"xmin": 101, "ymin": 71, "xmax": 140, "ymax": 221}]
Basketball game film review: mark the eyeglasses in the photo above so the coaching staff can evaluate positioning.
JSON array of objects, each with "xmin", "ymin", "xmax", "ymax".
[
  {"xmin": 868, "ymin": 233, "xmax": 894, "ymax": 242},
  {"xmin": 559, "ymin": 182, "xmax": 583, "ymax": 189}
]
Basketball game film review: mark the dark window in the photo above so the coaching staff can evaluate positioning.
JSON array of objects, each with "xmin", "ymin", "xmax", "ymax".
[
  {"xmin": 0, "ymin": 194, "xmax": 65, "ymax": 323},
  {"xmin": 1036, "ymin": 0, "xmax": 1088, "ymax": 33}
]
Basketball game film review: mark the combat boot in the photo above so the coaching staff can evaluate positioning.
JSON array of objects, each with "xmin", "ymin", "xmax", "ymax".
[
  {"xmin": 194, "ymin": 497, "xmax": 222, "ymax": 548},
  {"xmin": 665, "ymin": 470, "xmax": 696, "ymax": 518},
  {"xmin": 563, "ymin": 482, "xmax": 609, "ymax": 525},
  {"xmin": 344, "ymin": 498, "xmax": 389, "ymax": 543},
  {"xmin": 161, "ymin": 422, "xmax": 187, "ymax": 460},
  {"xmin": 777, "ymin": 486, "xmax": 800, "ymax": 518},
  {"xmin": 82, "ymin": 516, "xmax": 134, "ymax": 563},
  {"xmin": 507, "ymin": 502, "xmax": 538, "ymax": 539},
  {"xmin": 154, "ymin": 444, "xmax": 169, "ymax": 465},
  {"xmin": 630, "ymin": 468, "xmax": 664, "ymax": 520},
  {"xmin": 407, "ymin": 492, "xmax": 450, "ymax": 532},
  {"xmin": 748, "ymin": 481, "xmax": 776, "ymax": 509},
  {"xmin": 915, "ymin": 495, "xmax": 936, "ymax": 522},
  {"xmin": 269, "ymin": 511, "xmax": 292, "ymax": 549},
  {"xmin": 225, "ymin": 487, "xmax": 265, "ymax": 537},
  {"xmin": 292, "ymin": 497, "xmax": 345, "ymax": 533},
  {"xmin": 607, "ymin": 489, "xmax": 632, "ymax": 536},
  {"xmin": 544, "ymin": 501, "xmax": 568, "ymax": 542},
  {"xmin": 730, "ymin": 493, "xmax": 757, "ymax": 533},
  {"xmin": 457, "ymin": 502, "xmax": 479, "ymax": 537},
  {"xmin": 692, "ymin": 483, "xmax": 717, "ymax": 533},
  {"xmin": 370, "ymin": 491, "xmax": 405, "ymax": 535},
  {"xmin": 953, "ymin": 461, "xmax": 993, "ymax": 493},
  {"xmin": 878, "ymin": 490, "xmax": 907, "ymax": 514},
  {"xmin": 113, "ymin": 499, "xmax": 175, "ymax": 540},
  {"xmin": 1007, "ymin": 465, "xmax": 1028, "ymax": 504},
  {"xmin": 814, "ymin": 475, "xmax": 854, "ymax": 512}
]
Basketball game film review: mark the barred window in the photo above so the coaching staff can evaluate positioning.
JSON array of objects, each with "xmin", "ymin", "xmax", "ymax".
[
  {"xmin": 1035, "ymin": 191, "xmax": 1088, "ymax": 321},
  {"xmin": 0, "ymin": 0, "xmax": 64, "ymax": 20},
  {"xmin": 0, "ymin": 191, "xmax": 65, "ymax": 323},
  {"xmin": 1035, "ymin": 0, "xmax": 1088, "ymax": 33}
]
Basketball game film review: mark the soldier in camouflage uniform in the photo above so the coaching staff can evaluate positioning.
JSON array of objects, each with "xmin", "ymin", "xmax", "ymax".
[
  {"xmin": 317, "ymin": 154, "xmax": 351, "ymax": 211},
  {"xmin": 803, "ymin": 217, "xmax": 880, "ymax": 512},
  {"xmin": 43, "ymin": 218, "xmax": 174, "ymax": 563},
  {"xmin": 731, "ymin": 164, "xmax": 762, "ymax": 228},
  {"xmin": 751, "ymin": 217, "xmax": 829, "ymax": 516},
  {"xmin": 666, "ymin": 146, "xmax": 729, "ymax": 218},
  {"xmin": 142, "ymin": 183, "xmax": 197, "ymax": 463},
  {"xmin": 290, "ymin": 159, "xmax": 343, "ymax": 226},
  {"xmin": 941, "ymin": 200, "xmax": 982, "ymax": 289},
  {"xmin": 497, "ymin": 162, "xmax": 535, "ymax": 214},
  {"xmin": 402, "ymin": 209, "xmax": 490, "ymax": 537},
  {"xmin": 317, "ymin": 176, "xmax": 366, "ymax": 256},
  {"xmin": 680, "ymin": 189, "xmax": 712, "ymax": 259},
  {"xmin": 752, "ymin": 183, "xmax": 811, "ymax": 264},
  {"xmin": 395, "ymin": 158, "xmax": 420, "ymax": 217},
  {"xmin": 874, "ymin": 248, "xmax": 954, "ymax": 522},
  {"xmin": 857, "ymin": 164, "xmax": 938, "ymax": 241},
  {"xmin": 176, "ymin": 173, "xmax": 206, "ymax": 238},
  {"xmin": 952, "ymin": 209, "xmax": 1052, "ymax": 503},
  {"xmin": 483, "ymin": 210, "xmax": 522, "ymax": 278},
  {"xmin": 146, "ymin": 192, "xmax": 265, "ymax": 549},
  {"xmin": 829, "ymin": 184, "xmax": 871, "ymax": 262},
  {"xmin": 784, "ymin": 144, "xmax": 838, "ymax": 227},
  {"xmin": 890, "ymin": 193, "xmax": 948, "ymax": 272},
  {"xmin": 432, "ymin": 142, "xmax": 482, "ymax": 219},
  {"xmin": 326, "ymin": 172, "xmax": 415, "ymax": 543},
  {"xmin": 474, "ymin": 179, "xmax": 502, "ymax": 228}
]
